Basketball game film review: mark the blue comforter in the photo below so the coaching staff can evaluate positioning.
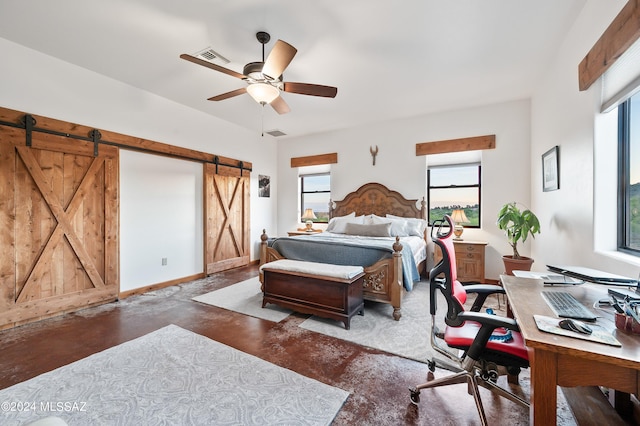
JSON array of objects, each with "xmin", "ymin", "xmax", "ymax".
[{"xmin": 269, "ymin": 233, "xmax": 420, "ymax": 291}]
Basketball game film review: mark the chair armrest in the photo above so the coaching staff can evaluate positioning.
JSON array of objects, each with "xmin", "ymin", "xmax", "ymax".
[
  {"xmin": 457, "ymin": 311, "xmax": 520, "ymax": 332},
  {"xmin": 463, "ymin": 284, "xmax": 505, "ymax": 312},
  {"xmin": 464, "ymin": 284, "xmax": 505, "ymax": 296}
]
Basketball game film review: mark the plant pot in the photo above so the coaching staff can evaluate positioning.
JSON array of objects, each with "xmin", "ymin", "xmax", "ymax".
[{"xmin": 502, "ymin": 255, "xmax": 534, "ymax": 276}]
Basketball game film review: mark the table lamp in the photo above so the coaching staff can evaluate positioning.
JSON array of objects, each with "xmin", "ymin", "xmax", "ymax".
[
  {"xmin": 302, "ymin": 208, "xmax": 317, "ymax": 231},
  {"xmin": 450, "ymin": 209, "xmax": 470, "ymax": 240}
]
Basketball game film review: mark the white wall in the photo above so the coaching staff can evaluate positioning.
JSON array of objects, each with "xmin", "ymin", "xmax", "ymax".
[
  {"xmin": 530, "ymin": 0, "xmax": 640, "ymax": 277},
  {"xmin": 277, "ymin": 99, "xmax": 532, "ymax": 280},
  {"xmin": 0, "ymin": 37, "xmax": 279, "ymax": 291},
  {"xmin": 7, "ymin": 0, "xmax": 634, "ymax": 290},
  {"xmin": 120, "ymin": 151, "xmax": 203, "ymax": 291}
]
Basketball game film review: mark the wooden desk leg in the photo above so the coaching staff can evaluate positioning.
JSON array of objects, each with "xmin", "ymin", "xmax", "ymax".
[
  {"xmin": 611, "ymin": 390, "xmax": 633, "ymax": 419},
  {"xmin": 506, "ymin": 298, "xmax": 513, "ymax": 319},
  {"xmin": 530, "ymin": 348, "xmax": 558, "ymax": 425}
]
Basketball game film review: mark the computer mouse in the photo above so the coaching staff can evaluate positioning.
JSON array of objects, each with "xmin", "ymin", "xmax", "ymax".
[{"xmin": 559, "ymin": 319, "xmax": 593, "ymax": 335}]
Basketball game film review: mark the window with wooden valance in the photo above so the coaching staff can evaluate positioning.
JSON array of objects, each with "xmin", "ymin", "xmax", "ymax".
[{"xmin": 579, "ymin": 0, "xmax": 640, "ymax": 113}]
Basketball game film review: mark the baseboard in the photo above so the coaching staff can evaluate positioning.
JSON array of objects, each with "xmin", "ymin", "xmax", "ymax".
[{"xmin": 119, "ymin": 273, "xmax": 205, "ymax": 299}]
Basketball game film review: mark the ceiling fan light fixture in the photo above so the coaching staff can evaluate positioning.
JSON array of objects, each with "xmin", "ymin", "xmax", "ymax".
[{"xmin": 246, "ymin": 83, "xmax": 280, "ymax": 104}]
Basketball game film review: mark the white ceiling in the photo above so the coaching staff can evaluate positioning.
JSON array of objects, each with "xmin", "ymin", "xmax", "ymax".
[{"xmin": 0, "ymin": 0, "xmax": 586, "ymax": 139}]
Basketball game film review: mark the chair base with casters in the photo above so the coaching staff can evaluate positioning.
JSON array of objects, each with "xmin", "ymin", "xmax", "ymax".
[
  {"xmin": 410, "ymin": 312, "xmax": 530, "ymax": 425},
  {"xmin": 409, "ymin": 216, "xmax": 530, "ymax": 426},
  {"xmin": 409, "ymin": 355, "xmax": 529, "ymax": 423}
]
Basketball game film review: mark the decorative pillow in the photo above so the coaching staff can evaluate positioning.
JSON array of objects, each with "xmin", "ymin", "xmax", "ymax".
[
  {"xmin": 325, "ymin": 212, "xmax": 365, "ymax": 233},
  {"xmin": 344, "ymin": 222, "xmax": 392, "ymax": 237},
  {"xmin": 386, "ymin": 214, "xmax": 427, "ymax": 237},
  {"xmin": 367, "ymin": 214, "xmax": 410, "ymax": 237}
]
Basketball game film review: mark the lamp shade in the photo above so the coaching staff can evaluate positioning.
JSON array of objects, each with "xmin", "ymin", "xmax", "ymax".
[
  {"xmin": 450, "ymin": 209, "xmax": 469, "ymax": 224},
  {"xmin": 246, "ymin": 83, "xmax": 280, "ymax": 104},
  {"xmin": 302, "ymin": 208, "xmax": 317, "ymax": 220}
]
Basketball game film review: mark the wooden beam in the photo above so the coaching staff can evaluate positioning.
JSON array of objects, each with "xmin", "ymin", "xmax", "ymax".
[
  {"xmin": 579, "ymin": 0, "xmax": 640, "ymax": 91},
  {"xmin": 415, "ymin": 135, "xmax": 496, "ymax": 156},
  {"xmin": 0, "ymin": 106, "xmax": 252, "ymax": 171},
  {"xmin": 290, "ymin": 152, "xmax": 338, "ymax": 168}
]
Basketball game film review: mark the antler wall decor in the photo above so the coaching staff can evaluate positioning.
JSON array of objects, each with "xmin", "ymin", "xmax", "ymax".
[{"xmin": 370, "ymin": 145, "xmax": 379, "ymax": 166}]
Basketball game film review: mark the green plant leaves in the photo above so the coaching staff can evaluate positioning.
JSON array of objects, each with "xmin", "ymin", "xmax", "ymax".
[{"xmin": 496, "ymin": 202, "xmax": 540, "ymax": 259}]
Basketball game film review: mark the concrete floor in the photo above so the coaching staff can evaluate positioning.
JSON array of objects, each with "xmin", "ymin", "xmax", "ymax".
[{"xmin": 0, "ymin": 265, "xmax": 565, "ymax": 425}]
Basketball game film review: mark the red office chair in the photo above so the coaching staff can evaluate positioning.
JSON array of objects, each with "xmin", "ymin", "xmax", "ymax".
[{"xmin": 409, "ymin": 216, "xmax": 529, "ymax": 426}]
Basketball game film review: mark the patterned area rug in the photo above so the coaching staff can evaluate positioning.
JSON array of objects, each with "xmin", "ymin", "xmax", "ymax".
[
  {"xmin": 193, "ymin": 277, "xmax": 293, "ymax": 322},
  {"xmin": 0, "ymin": 325, "xmax": 348, "ymax": 426},
  {"xmin": 299, "ymin": 281, "xmax": 435, "ymax": 362}
]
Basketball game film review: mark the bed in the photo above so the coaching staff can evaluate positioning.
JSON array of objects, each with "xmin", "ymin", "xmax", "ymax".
[{"xmin": 259, "ymin": 183, "xmax": 427, "ymax": 320}]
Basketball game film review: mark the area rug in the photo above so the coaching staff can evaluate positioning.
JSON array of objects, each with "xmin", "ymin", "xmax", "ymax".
[
  {"xmin": 0, "ymin": 325, "xmax": 349, "ymax": 426},
  {"xmin": 299, "ymin": 281, "xmax": 436, "ymax": 363},
  {"xmin": 192, "ymin": 277, "xmax": 293, "ymax": 322}
]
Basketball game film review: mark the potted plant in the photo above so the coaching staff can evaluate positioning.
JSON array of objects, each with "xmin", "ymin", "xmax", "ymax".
[{"xmin": 496, "ymin": 202, "xmax": 541, "ymax": 275}]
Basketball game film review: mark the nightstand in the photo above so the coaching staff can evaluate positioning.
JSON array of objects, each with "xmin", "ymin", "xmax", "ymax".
[{"xmin": 434, "ymin": 240, "xmax": 487, "ymax": 283}]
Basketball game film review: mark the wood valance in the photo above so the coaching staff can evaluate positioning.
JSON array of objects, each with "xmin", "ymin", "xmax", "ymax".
[
  {"xmin": 579, "ymin": 0, "xmax": 640, "ymax": 91},
  {"xmin": 415, "ymin": 135, "xmax": 495, "ymax": 156},
  {"xmin": 290, "ymin": 152, "xmax": 338, "ymax": 168}
]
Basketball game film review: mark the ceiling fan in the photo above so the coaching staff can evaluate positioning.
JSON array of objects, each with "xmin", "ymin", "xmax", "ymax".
[{"xmin": 180, "ymin": 31, "xmax": 338, "ymax": 115}]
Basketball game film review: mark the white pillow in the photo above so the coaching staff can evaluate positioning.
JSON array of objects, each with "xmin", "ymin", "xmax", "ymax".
[
  {"xmin": 386, "ymin": 214, "xmax": 427, "ymax": 237},
  {"xmin": 368, "ymin": 214, "xmax": 388, "ymax": 224},
  {"xmin": 326, "ymin": 212, "xmax": 365, "ymax": 233}
]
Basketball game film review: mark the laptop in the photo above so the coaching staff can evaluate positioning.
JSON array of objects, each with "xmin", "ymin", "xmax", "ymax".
[
  {"xmin": 512, "ymin": 270, "xmax": 583, "ymax": 285},
  {"xmin": 546, "ymin": 265, "xmax": 637, "ymax": 285},
  {"xmin": 546, "ymin": 265, "xmax": 640, "ymax": 300}
]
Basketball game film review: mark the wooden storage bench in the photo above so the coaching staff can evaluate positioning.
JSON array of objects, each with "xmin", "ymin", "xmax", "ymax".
[{"xmin": 260, "ymin": 259, "xmax": 365, "ymax": 330}]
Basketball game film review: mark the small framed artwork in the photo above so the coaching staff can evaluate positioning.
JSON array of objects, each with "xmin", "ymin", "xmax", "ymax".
[
  {"xmin": 542, "ymin": 146, "xmax": 559, "ymax": 192},
  {"xmin": 258, "ymin": 175, "xmax": 271, "ymax": 197}
]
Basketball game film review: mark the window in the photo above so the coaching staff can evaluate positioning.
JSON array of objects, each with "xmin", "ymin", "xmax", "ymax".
[
  {"xmin": 300, "ymin": 173, "xmax": 330, "ymax": 223},
  {"xmin": 618, "ymin": 93, "xmax": 640, "ymax": 253},
  {"xmin": 427, "ymin": 164, "xmax": 481, "ymax": 227}
]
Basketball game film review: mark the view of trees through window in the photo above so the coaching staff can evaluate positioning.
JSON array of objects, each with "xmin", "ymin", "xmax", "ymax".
[
  {"xmin": 428, "ymin": 164, "xmax": 481, "ymax": 227},
  {"xmin": 300, "ymin": 173, "xmax": 330, "ymax": 223},
  {"xmin": 621, "ymin": 92, "xmax": 640, "ymax": 251}
]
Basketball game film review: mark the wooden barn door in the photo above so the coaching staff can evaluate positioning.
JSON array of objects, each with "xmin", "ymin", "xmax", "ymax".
[
  {"xmin": 204, "ymin": 164, "xmax": 250, "ymax": 274},
  {"xmin": 0, "ymin": 124, "xmax": 119, "ymax": 328}
]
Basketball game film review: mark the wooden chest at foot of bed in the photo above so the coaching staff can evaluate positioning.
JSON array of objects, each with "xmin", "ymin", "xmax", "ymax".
[{"xmin": 260, "ymin": 260, "xmax": 365, "ymax": 330}]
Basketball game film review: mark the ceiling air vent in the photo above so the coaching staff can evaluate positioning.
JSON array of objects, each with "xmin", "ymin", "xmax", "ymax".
[
  {"xmin": 265, "ymin": 129, "xmax": 287, "ymax": 137},
  {"xmin": 193, "ymin": 47, "xmax": 230, "ymax": 65}
]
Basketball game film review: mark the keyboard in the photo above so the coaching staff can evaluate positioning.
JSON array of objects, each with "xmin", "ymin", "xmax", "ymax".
[{"xmin": 541, "ymin": 291, "xmax": 598, "ymax": 322}]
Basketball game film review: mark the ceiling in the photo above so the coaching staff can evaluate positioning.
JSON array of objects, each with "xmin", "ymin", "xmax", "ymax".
[{"xmin": 0, "ymin": 0, "xmax": 586, "ymax": 139}]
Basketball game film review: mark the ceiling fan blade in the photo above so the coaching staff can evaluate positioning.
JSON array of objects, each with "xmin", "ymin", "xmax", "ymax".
[
  {"xmin": 283, "ymin": 82, "xmax": 337, "ymax": 98},
  {"xmin": 270, "ymin": 96, "xmax": 291, "ymax": 115},
  {"xmin": 207, "ymin": 87, "xmax": 247, "ymax": 101},
  {"xmin": 180, "ymin": 54, "xmax": 246, "ymax": 79},
  {"xmin": 262, "ymin": 40, "xmax": 297, "ymax": 80}
]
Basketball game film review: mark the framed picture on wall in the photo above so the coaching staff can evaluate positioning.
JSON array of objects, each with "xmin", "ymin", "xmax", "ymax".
[
  {"xmin": 258, "ymin": 175, "xmax": 271, "ymax": 197},
  {"xmin": 542, "ymin": 146, "xmax": 559, "ymax": 192}
]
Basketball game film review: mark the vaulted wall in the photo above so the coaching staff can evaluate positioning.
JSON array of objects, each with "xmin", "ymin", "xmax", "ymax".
[{"xmin": 0, "ymin": 37, "xmax": 278, "ymax": 295}]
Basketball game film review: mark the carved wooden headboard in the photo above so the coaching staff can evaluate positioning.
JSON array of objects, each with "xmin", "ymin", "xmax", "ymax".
[{"xmin": 329, "ymin": 183, "xmax": 425, "ymax": 219}]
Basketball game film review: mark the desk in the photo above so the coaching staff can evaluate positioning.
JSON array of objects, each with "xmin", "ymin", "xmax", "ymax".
[{"xmin": 501, "ymin": 275, "xmax": 640, "ymax": 425}]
